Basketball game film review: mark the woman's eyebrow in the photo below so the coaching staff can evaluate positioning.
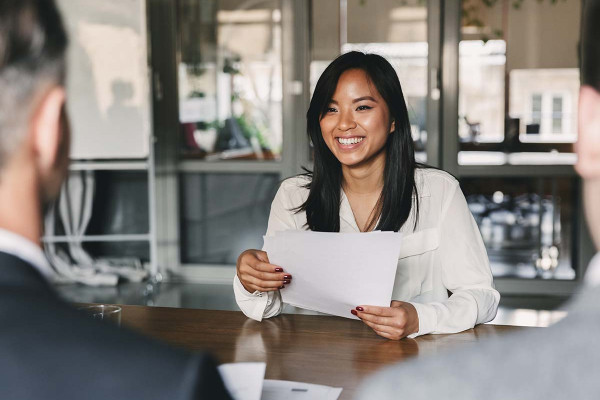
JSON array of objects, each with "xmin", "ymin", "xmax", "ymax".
[{"xmin": 352, "ymin": 96, "xmax": 377, "ymax": 103}]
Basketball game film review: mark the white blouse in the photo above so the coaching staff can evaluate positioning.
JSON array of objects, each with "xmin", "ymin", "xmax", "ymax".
[{"xmin": 233, "ymin": 168, "xmax": 500, "ymax": 338}]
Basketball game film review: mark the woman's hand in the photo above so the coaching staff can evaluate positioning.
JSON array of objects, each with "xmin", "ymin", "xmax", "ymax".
[
  {"xmin": 352, "ymin": 301, "xmax": 419, "ymax": 340},
  {"xmin": 236, "ymin": 249, "xmax": 291, "ymax": 293}
]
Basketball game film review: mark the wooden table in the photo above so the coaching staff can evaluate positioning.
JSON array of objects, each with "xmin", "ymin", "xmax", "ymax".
[{"xmin": 119, "ymin": 305, "xmax": 526, "ymax": 400}]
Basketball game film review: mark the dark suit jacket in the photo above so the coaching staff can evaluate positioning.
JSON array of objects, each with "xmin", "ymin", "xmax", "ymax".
[{"xmin": 0, "ymin": 252, "xmax": 232, "ymax": 400}]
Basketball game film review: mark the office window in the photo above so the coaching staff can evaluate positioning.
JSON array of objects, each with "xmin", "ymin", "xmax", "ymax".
[
  {"xmin": 458, "ymin": 0, "xmax": 581, "ymax": 165},
  {"xmin": 531, "ymin": 93, "xmax": 542, "ymax": 126},
  {"xmin": 552, "ymin": 95, "xmax": 563, "ymax": 134},
  {"xmin": 177, "ymin": 0, "xmax": 283, "ymax": 161}
]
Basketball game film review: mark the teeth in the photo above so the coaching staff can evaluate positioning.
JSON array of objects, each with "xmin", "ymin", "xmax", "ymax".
[{"xmin": 337, "ymin": 137, "xmax": 364, "ymax": 145}]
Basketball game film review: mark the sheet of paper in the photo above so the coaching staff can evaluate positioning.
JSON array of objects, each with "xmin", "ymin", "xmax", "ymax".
[
  {"xmin": 261, "ymin": 379, "xmax": 342, "ymax": 400},
  {"xmin": 263, "ymin": 230, "xmax": 402, "ymax": 319},
  {"xmin": 218, "ymin": 362, "xmax": 266, "ymax": 400}
]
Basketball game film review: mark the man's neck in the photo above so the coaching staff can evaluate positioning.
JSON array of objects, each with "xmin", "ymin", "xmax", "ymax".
[{"xmin": 0, "ymin": 162, "xmax": 43, "ymax": 247}]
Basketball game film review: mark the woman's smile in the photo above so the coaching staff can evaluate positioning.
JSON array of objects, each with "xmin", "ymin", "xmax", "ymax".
[{"xmin": 336, "ymin": 135, "xmax": 366, "ymax": 151}]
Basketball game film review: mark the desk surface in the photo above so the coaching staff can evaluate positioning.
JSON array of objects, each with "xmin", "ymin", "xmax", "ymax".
[{"xmin": 119, "ymin": 305, "xmax": 526, "ymax": 400}]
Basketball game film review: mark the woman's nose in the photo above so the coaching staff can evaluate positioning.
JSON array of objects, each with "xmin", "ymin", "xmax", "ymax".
[{"xmin": 336, "ymin": 110, "xmax": 357, "ymax": 131}]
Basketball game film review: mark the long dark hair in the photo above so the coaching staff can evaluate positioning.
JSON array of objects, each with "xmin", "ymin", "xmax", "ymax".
[{"xmin": 297, "ymin": 51, "xmax": 419, "ymax": 232}]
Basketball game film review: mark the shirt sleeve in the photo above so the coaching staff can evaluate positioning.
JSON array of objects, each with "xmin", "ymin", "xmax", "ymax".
[
  {"xmin": 233, "ymin": 180, "xmax": 299, "ymax": 321},
  {"xmin": 408, "ymin": 181, "xmax": 500, "ymax": 338}
]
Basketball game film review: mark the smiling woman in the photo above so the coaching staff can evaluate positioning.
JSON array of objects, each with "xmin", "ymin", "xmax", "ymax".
[
  {"xmin": 321, "ymin": 70, "xmax": 393, "ymax": 172},
  {"xmin": 234, "ymin": 52, "xmax": 500, "ymax": 341}
]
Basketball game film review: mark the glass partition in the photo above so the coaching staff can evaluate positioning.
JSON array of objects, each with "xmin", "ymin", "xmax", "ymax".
[
  {"xmin": 461, "ymin": 177, "xmax": 576, "ymax": 280},
  {"xmin": 177, "ymin": 0, "xmax": 283, "ymax": 161},
  {"xmin": 458, "ymin": 0, "xmax": 580, "ymax": 166},
  {"xmin": 180, "ymin": 173, "xmax": 280, "ymax": 264}
]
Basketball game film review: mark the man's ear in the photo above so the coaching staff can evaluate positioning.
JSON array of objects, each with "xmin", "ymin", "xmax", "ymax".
[
  {"xmin": 579, "ymin": 85, "xmax": 600, "ymax": 128},
  {"xmin": 576, "ymin": 85, "xmax": 600, "ymax": 179},
  {"xmin": 31, "ymin": 86, "xmax": 66, "ymax": 171}
]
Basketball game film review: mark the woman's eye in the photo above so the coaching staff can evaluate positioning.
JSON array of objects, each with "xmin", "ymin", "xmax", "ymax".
[
  {"xmin": 326, "ymin": 107, "xmax": 337, "ymax": 113},
  {"xmin": 356, "ymin": 105, "xmax": 372, "ymax": 111}
]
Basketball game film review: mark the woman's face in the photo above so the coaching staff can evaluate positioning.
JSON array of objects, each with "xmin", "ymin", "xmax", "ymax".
[{"xmin": 319, "ymin": 68, "xmax": 395, "ymax": 168}]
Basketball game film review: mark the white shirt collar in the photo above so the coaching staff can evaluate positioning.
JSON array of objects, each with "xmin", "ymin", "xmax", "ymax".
[
  {"xmin": 584, "ymin": 252, "xmax": 600, "ymax": 286},
  {"xmin": 0, "ymin": 228, "xmax": 53, "ymax": 280},
  {"xmin": 339, "ymin": 189, "xmax": 361, "ymax": 232}
]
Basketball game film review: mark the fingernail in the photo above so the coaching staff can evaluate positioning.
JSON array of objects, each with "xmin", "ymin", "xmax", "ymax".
[
  {"xmin": 283, "ymin": 274, "xmax": 292, "ymax": 279},
  {"xmin": 275, "ymin": 268, "xmax": 283, "ymax": 272},
  {"xmin": 351, "ymin": 309, "xmax": 358, "ymax": 316},
  {"xmin": 283, "ymin": 280, "xmax": 291, "ymax": 285},
  {"xmin": 279, "ymin": 285, "xmax": 285, "ymax": 289},
  {"xmin": 356, "ymin": 306, "xmax": 364, "ymax": 312}
]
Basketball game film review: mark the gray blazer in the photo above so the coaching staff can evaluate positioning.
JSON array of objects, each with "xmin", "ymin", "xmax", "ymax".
[{"xmin": 355, "ymin": 282, "xmax": 600, "ymax": 399}]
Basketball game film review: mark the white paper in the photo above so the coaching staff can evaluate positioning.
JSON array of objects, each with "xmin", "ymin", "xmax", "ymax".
[
  {"xmin": 261, "ymin": 379, "xmax": 342, "ymax": 400},
  {"xmin": 218, "ymin": 362, "xmax": 266, "ymax": 400},
  {"xmin": 263, "ymin": 230, "xmax": 402, "ymax": 319}
]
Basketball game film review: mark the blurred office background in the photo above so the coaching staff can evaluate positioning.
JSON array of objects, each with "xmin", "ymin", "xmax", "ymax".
[{"xmin": 52, "ymin": 0, "xmax": 594, "ymax": 325}]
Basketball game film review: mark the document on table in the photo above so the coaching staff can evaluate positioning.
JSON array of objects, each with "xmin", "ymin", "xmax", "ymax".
[
  {"xmin": 263, "ymin": 230, "xmax": 402, "ymax": 319},
  {"xmin": 218, "ymin": 363, "xmax": 342, "ymax": 400},
  {"xmin": 218, "ymin": 362, "xmax": 266, "ymax": 400},
  {"xmin": 262, "ymin": 379, "xmax": 342, "ymax": 400}
]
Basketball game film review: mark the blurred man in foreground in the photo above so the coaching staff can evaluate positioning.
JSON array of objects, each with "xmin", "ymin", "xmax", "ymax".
[
  {"xmin": 0, "ymin": 1, "xmax": 231, "ymax": 399},
  {"xmin": 356, "ymin": 0, "xmax": 600, "ymax": 398}
]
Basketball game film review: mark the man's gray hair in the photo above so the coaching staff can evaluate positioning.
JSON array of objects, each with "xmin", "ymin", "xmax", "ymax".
[{"xmin": 0, "ymin": 0, "xmax": 68, "ymax": 168}]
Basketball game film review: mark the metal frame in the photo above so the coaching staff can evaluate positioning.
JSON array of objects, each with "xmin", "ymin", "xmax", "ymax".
[
  {"xmin": 426, "ymin": 0, "xmax": 442, "ymax": 167},
  {"xmin": 441, "ymin": 0, "xmax": 460, "ymax": 175},
  {"xmin": 149, "ymin": 0, "xmax": 181, "ymax": 277}
]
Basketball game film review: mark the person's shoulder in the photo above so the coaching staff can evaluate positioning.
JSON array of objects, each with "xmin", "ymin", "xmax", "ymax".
[
  {"xmin": 416, "ymin": 166, "xmax": 458, "ymax": 185},
  {"xmin": 280, "ymin": 174, "xmax": 311, "ymax": 189},
  {"xmin": 278, "ymin": 175, "xmax": 311, "ymax": 197},
  {"xmin": 415, "ymin": 166, "xmax": 458, "ymax": 197},
  {"xmin": 0, "ymin": 290, "xmax": 222, "ymax": 400}
]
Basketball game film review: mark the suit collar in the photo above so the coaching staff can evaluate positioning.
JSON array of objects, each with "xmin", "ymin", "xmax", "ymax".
[
  {"xmin": 0, "ymin": 251, "xmax": 52, "ymax": 291},
  {"xmin": 0, "ymin": 228, "xmax": 54, "ymax": 279}
]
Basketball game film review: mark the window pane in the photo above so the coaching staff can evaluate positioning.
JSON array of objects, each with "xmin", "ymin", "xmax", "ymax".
[
  {"xmin": 552, "ymin": 95, "xmax": 563, "ymax": 134},
  {"xmin": 458, "ymin": 0, "xmax": 580, "ymax": 165},
  {"xmin": 177, "ymin": 0, "xmax": 282, "ymax": 161},
  {"xmin": 310, "ymin": 0, "xmax": 428, "ymax": 162},
  {"xmin": 461, "ymin": 177, "xmax": 576, "ymax": 280},
  {"xmin": 531, "ymin": 93, "xmax": 542, "ymax": 126},
  {"xmin": 180, "ymin": 173, "xmax": 280, "ymax": 264}
]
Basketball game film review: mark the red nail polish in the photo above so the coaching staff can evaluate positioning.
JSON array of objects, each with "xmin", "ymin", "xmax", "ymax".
[
  {"xmin": 283, "ymin": 274, "xmax": 292, "ymax": 279},
  {"xmin": 279, "ymin": 285, "xmax": 285, "ymax": 289},
  {"xmin": 356, "ymin": 306, "xmax": 364, "ymax": 312},
  {"xmin": 275, "ymin": 268, "xmax": 283, "ymax": 272},
  {"xmin": 351, "ymin": 309, "xmax": 358, "ymax": 316},
  {"xmin": 283, "ymin": 280, "xmax": 291, "ymax": 285}
]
